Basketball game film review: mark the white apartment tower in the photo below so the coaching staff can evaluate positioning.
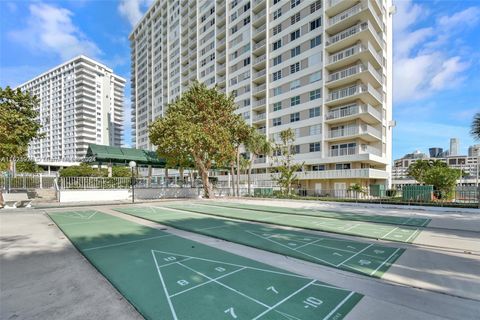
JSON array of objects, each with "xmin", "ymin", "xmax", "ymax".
[
  {"xmin": 130, "ymin": 0, "xmax": 393, "ymax": 190},
  {"xmin": 18, "ymin": 56, "xmax": 125, "ymax": 164}
]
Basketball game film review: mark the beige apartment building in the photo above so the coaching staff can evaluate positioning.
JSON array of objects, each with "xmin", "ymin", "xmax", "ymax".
[
  {"xmin": 17, "ymin": 56, "xmax": 125, "ymax": 168},
  {"xmin": 130, "ymin": 0, "xmax": 393, "ymax": 192}
]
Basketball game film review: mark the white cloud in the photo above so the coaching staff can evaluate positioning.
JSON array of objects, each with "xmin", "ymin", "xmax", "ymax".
[
  {"xmin": 118, "ymin": 0, "xmax": 154, "ymax": 27},
  {"xmin": 9, "ymin": 3, "xmax": 101, "ymax": 61},
  {"xmin": 393, "ymin": 0, "xmax": 479, "ymax": 102}
]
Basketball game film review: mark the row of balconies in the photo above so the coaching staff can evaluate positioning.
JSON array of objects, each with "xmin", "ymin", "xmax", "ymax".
[{"xmin": 327, "ymin": 0, "xmax": 383, "ymax": 34}]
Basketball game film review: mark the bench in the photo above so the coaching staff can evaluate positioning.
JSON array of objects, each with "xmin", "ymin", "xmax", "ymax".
[{"xmin": 1, "ymin": 193, "xmax": 32, "ymax": 209}]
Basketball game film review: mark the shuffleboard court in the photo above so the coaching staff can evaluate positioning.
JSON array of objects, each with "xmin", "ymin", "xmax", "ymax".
[
  {"xmin": 201, "ymin": 202, "xmax": 431, "ymax": 227},
  {"xmin": 115, "ymin": 206, "xmax": 404, "ymax": 278},
  {"xmin": 48, "ymin": 210, "xmax": 362, "ymax": 320},
  {"xmin": 162, "ymin": 203, "xmax": 423, "ymax": 243}
]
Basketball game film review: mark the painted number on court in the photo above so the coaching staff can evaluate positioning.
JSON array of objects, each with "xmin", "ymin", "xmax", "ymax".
[
  {"xmin": 224, "ymin": 307, "xmax": 237, "ymax": 319},
  {"xmin": 215, "ymin": 267, "xmax": 226, "ymax": 272},
  {"xmin": 267, "ymin": 286, "xmax": 278, "ymax": 294},
  {"xmin": 303, "ymin": 297, "xmax": 323, "ymax": 309},
  {"xmin": 164, "ymin": 256, "xmax": 176, "ymax": 262},
  {"xmin": 177, "ymin": 280, "xmax": 189, "ymax": 286}
]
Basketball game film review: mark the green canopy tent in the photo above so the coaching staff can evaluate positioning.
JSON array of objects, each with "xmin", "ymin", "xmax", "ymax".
[{"xmin": 85, "ymin": 144, "xmax": 166, "ymax": 167}]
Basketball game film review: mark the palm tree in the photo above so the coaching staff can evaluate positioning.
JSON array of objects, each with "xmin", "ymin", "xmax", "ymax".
[
  {"xmin": 245, "ymin": 131, "xmax": 272, "ymax": 196},
  {"xmin": 471, "ymin": 112, "xmax": 480, "ymax": 141}
]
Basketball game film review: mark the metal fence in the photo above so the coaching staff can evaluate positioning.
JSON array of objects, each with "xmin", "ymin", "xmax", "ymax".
[{"xmin": 0, "ymin": 175, "xmax": 56, "ymax": 191}]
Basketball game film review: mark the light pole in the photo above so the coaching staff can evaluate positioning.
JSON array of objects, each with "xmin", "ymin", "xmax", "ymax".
[{"xmin": 129, "ymin": 161, "xmax": 137, "ymax": 204}]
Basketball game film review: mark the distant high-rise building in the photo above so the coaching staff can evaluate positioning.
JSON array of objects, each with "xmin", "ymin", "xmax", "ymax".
[
  {"xmin": 130, "ymin": 0, "xmax": 394, "ymax": 188},
  {"xmin": 17, "ymin": 56, "xmax": 125, "ymax": 163},
  {"xmin": 429, "ymin": 147, "xmax": 443, "ymax": 158},
  {"xmin": 450, "ymin": 138, "xmax": 459, "ymax": 156},
  {"xmin": 468, "ymin": 144, "xmax": 480, "ymax": 157}
]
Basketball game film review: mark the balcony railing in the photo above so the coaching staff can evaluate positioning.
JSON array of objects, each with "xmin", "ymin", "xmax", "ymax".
[
  {"xmin": 327, "ymin": 124, "xmax": 381, "ymax": 139},
  {"xmin": 254, "ymin": 8, "xmax": 266, "ymax": 20},
  {"xmin": 254, "ymin": 24, "xmax": 266, "ymax": 35},
  {"xmin": 253, "ymin": 39, "xmax": 266, "ymax": 50},
  {"xmin": 254, "ymin": 69, "xmax": 266, "ymax": 78},
  {"xmin": 327, "ymin": 63, "xmax": 382, "ymax": 83},
  {"xmin": 257, "ymin": 127, "xmax": 266, "ymax": 134},
  {"xmin": 326, "ymin": 104, "xmax": 381, "ymax": 120},
  {"xmin": 327, "ymin": 83, "xmax": 383, "ymax": 103},
  {"xmin": 329, "ymin": 145, "xmax": 382, "ymax": 157},
  {"xmin": 254, "ymin": 157, "xmax": 267, "ymax": 163},
  {"xmin": 253, "ymin": 113, "xmax": 266, "ymax": 121},
  {"xmin": 254, "ymin": 54, "xmax": 266, "ymax": 64},
  {"xmin": 253, "ymin": 84, "xmax": 266, "ymax": 93},
  {"xmin": 329, "ymin": 2, "xmax": 362, "ymax": 26},
  {"xmin": 254, "ymin": 98, "xmax": 266, "ymax": 107},
  {"xmin": 326, "ymin": 21, "xmax": 383, "ymax": 49}
]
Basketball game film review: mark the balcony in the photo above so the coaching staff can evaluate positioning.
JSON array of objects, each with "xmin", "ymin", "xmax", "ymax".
[
  {"xmin": 253, "ymin": 8, "xmax": 266, "ymax": 27},
  {"xmin": 253, "ymin": 39, "xmax": 266, "ymax": 54},
  {"xmin": 253, "ymin": 98, "xmax": 266, "ymax": 108},
  {"xmin": 326, "ymin": 123, "xmax": 381, "ymax": 142},
  {"xmin": 326, "ymin": 83, "xmax": 383, "ymax": 106},
  {"xmin": 326, "ymin": 62, "xmax": 382, "ymax": 88},
  {"xmin": 254, "ymin": 157, "xmax": 267, "ymax": 164},
  {"xmin": 326, "ymin": 21, "xmax": 384, "ymax": 53},
  {"xmin": 257, "ymin": 127, "xmax": 266, "ymax": 135},
  {"xmin": 252, "ymin": 112, "xmax": 266, "ymax": 123},
  {"xmin": 327, "ymin": 0, "xmax": 383, "ymax": 34},
  {"xmin": 326, "ymin": 103, "xmax": 382, "ymax": 124},
  {"xmin": 253, "ymin": 0, "xmax": 266, "ymax": 12},
  {"xmin": 326, "ymin": 42, "xmax": 383, "ymax": 70},
  {"xmin": 253, "ymin": 69, "xmax": 266, "ymax": 83},
  {"xmin": 253, "ymin": 24, "xmax": 266, "ymax": 40},
  {"xmin": 328, "ymin": 145, "xmax": 382, "ymax": 157},
  {"xmin": 253, "ymin": 83, "xmax": 266, "ymax": 96}
]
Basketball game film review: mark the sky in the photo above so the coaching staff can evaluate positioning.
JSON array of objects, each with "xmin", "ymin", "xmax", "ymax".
[{"xmin": 0, "ymin": 0, "xmax": 479, "ymax": 159}]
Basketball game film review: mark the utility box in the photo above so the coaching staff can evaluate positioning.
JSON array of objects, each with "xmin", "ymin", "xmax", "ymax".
[
  {"xmin": 369, "ymin": 184, "xmax": 386, "ymax": 197},
  {"xmin": 402, "ymin": 185, "xmax": 433, "ymax": 202}
]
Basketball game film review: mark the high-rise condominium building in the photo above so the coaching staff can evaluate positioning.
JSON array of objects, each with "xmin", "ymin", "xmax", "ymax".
[
  {"xmin": 17, "ymin": 56, "xmax": 125, "ymax": 164},
  {"xmin": 450, "ymin": 138, "xmax": 459, "ymax": 156},
  {"xmin": 130, "ymin": 0, "xmax": 393, "ymax": 190}
]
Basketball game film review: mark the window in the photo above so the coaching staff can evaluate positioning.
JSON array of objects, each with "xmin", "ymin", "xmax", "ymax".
[
  {"xmin": 335, "ymin": 163, "xmax": 351, "ymax": 170},
  {"xmin": 309, "ymin": 107, "xmax": 321, "ymax": 117},
  {"xmin": 290, "ymin": 79, "xmax": 301, "ymax": 90},
  {"xmin": 273, "ymin": 24, "xmax": 282, "ymax": 35},
  {"xmin": 310, "ymin": 18, "xmax": 322, "ymax": 31},
  {"xmin": 291, "ymin": 0, "xmax": 301, "ymax": 8},
  {"xmin": 273, "ymin": 55, "xmax": 282, "ymax": 66},
  {"xmin": 244, "ymin": 2, "xmax": 250, "ymax": 11},
  {"xmin": 310, "ymin": 142, "xmax": 321, "ymax": 152},
  {"xmin": 291, "ymin": 12, "xmax": 300, "ymax": 24},
  {"xmin": 290, "ymin": 62, "xmax": 300, "ymax": 74},
  {"xmin": 290, "ymin": 46, "xmax": 300, "ymax": 58},
  {"xmin": 244, "ymin": 99, "xmax": 251, "ymax": 107},
  {"xmin": 244, "ymin": 16, "xmax": 250, "ymax": 25},
  {"xmin": 310, "ymin": 35, "xmax": 322, "ymax": 48},
  {"xmin": 273, "ymin": 40, "xmax": 282, "ymax": 50},
  {"xmin": 273, "ymin": 70, "xmax": 282, "ymax": 81},
  {"xmin": 290, "ymin": 29, "xmax": 300, "ymax": 42},
  {"xmin": 231, "ymin": 25, "xmax": 238, "ymax": 34},
  {"xmin": 310, "ymin": 71, "xmax": 322, "ymax": 83},
  {"xmin": 273, "ymin": 8, "xmax": 282, "ymax": 20},
  {"xmin": 273, "ymin": 87, "xmax": 282, "ymax": 96},
  {"xmin": 243, "ymin": 57, "xmax": 250, "ymax": 66},
  {"xmin": 290, "ymin": 112, "xmax": 300, "ymax": 122},
  {"xmin": 273, "ymin": 102, "xmax": 282, "ymax": 111},
  {"xmin": 310, "ymin": 124, "xmax": 321, "ymax": 135},
  {"xmin": 310, "ymin": 89, "xmax": 321, "ymax": 100},
  {"xmin": 273, "ymin": 117, "xmax": 282, "ymax": 126},
  {"xmin": 310, "ymin": 0, "xmax": 321, "ymax": 13},
  {"xmin": 274, "ymin": 0, "xmax": 281, "ymax": 4},
  {"xmin": 312, "ymin": 164, "xmax": 326, "ymax": 171},
  {"xmin": 291, "ymin": 96, "xmax": 300, "ymax": 106}
]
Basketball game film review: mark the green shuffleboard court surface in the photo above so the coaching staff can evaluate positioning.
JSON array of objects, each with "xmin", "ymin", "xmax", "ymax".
[
  {"xmin": 115, "ymin": 206, "xmax": 404, "ymax": 278},
  {"xmin": 162, "ymin": 203, "xmax": 423, "ymax": 243},
  {"xmin": 48, "ymin": 210, "xmax": 362, "ymax": 320},
  {"xmin": 201, "ymin": 202, "xmax": 431, "ymax": 227}
]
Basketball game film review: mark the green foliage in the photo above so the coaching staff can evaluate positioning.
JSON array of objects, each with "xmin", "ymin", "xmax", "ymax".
[
  {"xmin": 111, "ymin": 166, "xmax": 132, "ymax": 177},
  {"xmin": 271, "ymin": 128, "xmax": 303, "ymax": 196},
  {"xmin": 149, "ymin": 81, "xmax": 248, "ymax": 198},
  {"xmin": 347, "ymin": 183, "xmax": 365, "ymax": 193},
  {"xmin": 471, "ymin": 112, "xmax": 480, "ymax": 141},
  {"xmin": 0, "ymin": 86, "xmax": 43, "ymax": 160},
  {"xmin": 423, "ymin": 166, "xmax": 462, "ymax": 200},
  {"xmin": 59, "ymin": 163, "xmax": 103, "ymax": 177},
  {"xmin": 244, "ymin": 131, "xmax": 272, "ymax": 195},
  {"xmin": 16, "ymin": 159, "xmax": 43, "ymax": 173},
  {"xmin": 407, "ymin": 159, "xmax": 447, "ymax": 184}
]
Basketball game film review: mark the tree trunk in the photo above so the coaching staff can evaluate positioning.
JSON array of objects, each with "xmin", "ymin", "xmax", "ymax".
[
  {"xmin": 179, "ymin": 167, "xmax": 184, "ymax": 187},
  {"xmin": 247, "ymin": 155, "xmax": 254, "ymax": 197},
  {"xmin": 230, "ymin": 161, "xmax": 235, "ymax": 197},
  {"xmin": 236, "ymin": 148, "xmax": 240, "ymax": 197},
  {"xmin": 194, "ymin": 156, "xmax": 212, "ymax": 198},
  {"xmin": 165, "ymin": 168, "xmax": 169, "ymax": 187}
]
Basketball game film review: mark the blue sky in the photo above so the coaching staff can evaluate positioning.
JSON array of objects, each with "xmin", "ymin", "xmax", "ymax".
[{"xmin": 0, "ymin": 0, "xmax": 479, "ymax": 159}]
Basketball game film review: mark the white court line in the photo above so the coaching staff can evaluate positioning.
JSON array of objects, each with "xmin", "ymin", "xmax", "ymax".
[
  {"xmin": 195, "ymin": 224, "xmax": 231, "ymax": 231},
  {"xmin": 380, "ymin": 227, "xmax": 399, "ymax": 239},
  {"xmin": 322, "ymin": 292, "xmax": 356, "ymax": 320},
  {"xmin": 403, "ymin": 217, "xmax": 413, "ymax": 225},
  {"xmin": 273, "ymin": 310, "xmax": 302, "ymax": 320},
  {"xmin": 170, "ymin": 267, "xmax": 246, "ymax": 298},
  {"xmin": 293, "ymin": 239, "xmax": 322, "ymax": 250},
  {"xmin": 252, "ymin": 280, "xmax": 316, "ymax": 320},
  {"xmin": 369, "ymin": 248, "xmax": 402, "ymax": 276},
  {"xmin": 151, "ymin": 249, "xmax": 310, "ymax": 280},
  {"xmin": 159, "ymin": 257, "xmax": 193, "ymax": 268},
  {"xmin": 336, "ymin": 244, "xmax": 374, "ymax": 267},
  {"xmin": 59, "ymin": 218, "xmax": 114, "ymax": 226},
  {"xmin": 177, "ymin": 262, "xmax": 271, "ymax": 308},
  {"xmin": 246, "ymin": 231, "xmax": 338, "ymax": 267},
  {"xmin": 405, "ymin": 229, "xmax": 421, "ymax": 243},
  {"xmin": 420, "ymin": 219, "xmax": 430, "ymax": 227},
  {"xmin": 151, "ymin": 251, "xmax": 178, "ymax": 320},
  {"xmin": 312, "ymin": 283, "xmax": 352, "ymax": 292},
  {"xmin": 342, "ymin": 224, "xmax": 360, "ymax": 232},
  {"xmin": 83, "ymin": 234, "xmax": 173, "ymax": 251}
]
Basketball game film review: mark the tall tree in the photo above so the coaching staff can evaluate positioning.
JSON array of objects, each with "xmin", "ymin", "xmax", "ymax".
[
  {"xmin": 407, "ymin": 159, "xmax": 446, "ymax": 184},
  {"xmin": 471, "ymin": 112, "xmax": 480, "ymax": 141},
  {"xmin": 0, "ymin": 86, "xmax": 42, "ymax": 172},
  {"xmin": 149, "ymin": 81, "xmax": 243, "ymax": 198},
  {"xmin": 272, "ymin": 128, "xmax": 303, "ymax": 196},
  {"xmin": 245, "ymin": 131, "xmax": 272, "ymax": 195},
  {"xmin": 423, "ymin": 166, "xmax": 462, "ymax": 200}
]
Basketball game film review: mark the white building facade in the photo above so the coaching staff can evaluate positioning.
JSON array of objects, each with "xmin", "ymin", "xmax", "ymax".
[
  {"xmin": 17, "ymin": 56, "xmax": 125, "ymax": 165},
  {"xmin": 130, "ymin": 0, "xmax": 393, "ymax": 190}
]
